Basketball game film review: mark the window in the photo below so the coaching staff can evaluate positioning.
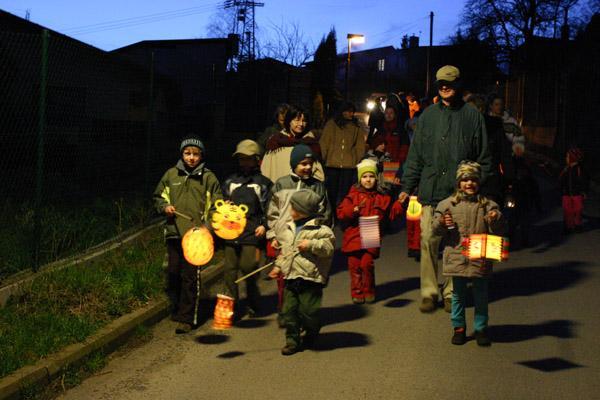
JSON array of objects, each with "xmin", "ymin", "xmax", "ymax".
[{"xmin": 377, "ymin": 59, "xmax": 385, "ymax": 72}]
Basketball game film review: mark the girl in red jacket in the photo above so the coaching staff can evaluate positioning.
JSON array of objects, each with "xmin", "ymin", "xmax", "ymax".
[{"xmin": 337, "ymin": 160, "xmax": 403, "ymax": 304}]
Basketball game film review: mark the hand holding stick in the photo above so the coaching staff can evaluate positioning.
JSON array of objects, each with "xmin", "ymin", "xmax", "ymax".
[{"xmin": 234, "ymin": 250, "xmax": 298, "ymax": 284}]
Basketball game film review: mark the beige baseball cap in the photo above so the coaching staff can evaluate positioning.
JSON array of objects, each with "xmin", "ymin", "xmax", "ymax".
[
  {"xmin": 232, "ymin": 139, "xmax": 262, "ymax": 157},
  {"xmin": 436, "ymin": 65, "xmax": 460, "ymax": 82}
]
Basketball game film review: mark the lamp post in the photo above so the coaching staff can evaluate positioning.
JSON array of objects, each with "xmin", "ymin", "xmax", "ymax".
[{"xmin": 345, "ymin": 33, "xmax": 365, "ymax": 100}]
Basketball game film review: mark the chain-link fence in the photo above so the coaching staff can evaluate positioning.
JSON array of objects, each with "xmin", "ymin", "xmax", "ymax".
[{"xmin": 0, "ymin": 29, "xmax": 178, "ymax": 279}]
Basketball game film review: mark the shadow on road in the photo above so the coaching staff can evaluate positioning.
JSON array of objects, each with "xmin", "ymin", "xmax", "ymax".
[
  {"xmin": 517, "ymin": 357, "xmax": 584, "ymax": 372},
  {"xmin": 490, "ymin": 261, "xmax": 588, "ymax": 303},
  {"xmin": 310, "ymin": 331, "xmax": 370, "ymax": 351},
  {"xmin": 196, "ymin": 334, "xmax": 230, "ymax": 345},
  {"xmin": 527, "ymin": 221, "xmax": 568, "ymax": 253},
  {"xmin": 320, "ymin": 304, "xmax": 370, "ymax": 327},
  {"xmin": 489, "ymin": 319, "xmax": 577, "ymax": 343},
  {"xmin": 235, "ymin": 318, "xmax": 269, "ymax": 329},
  {"xmin": 383, "ymin": 298, "xmax": 412, "ymax": 308},
  {"xmin": 375, "ymin": 277, "xmax": 420, "ymax": 303}
]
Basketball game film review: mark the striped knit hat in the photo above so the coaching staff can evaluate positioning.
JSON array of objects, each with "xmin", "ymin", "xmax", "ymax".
[
  {"xmin": 456, "ymin": 160, "xmax": 481, "ymax": 184},
  {"xmin": 180, "ymin": 136, "xmax": 205, "ymax": 153}
]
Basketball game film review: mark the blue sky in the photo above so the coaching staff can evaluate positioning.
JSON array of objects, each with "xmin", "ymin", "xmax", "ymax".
[{"xmin": 0, "ymin": 0, "xmax": 467, "ymax": 52}]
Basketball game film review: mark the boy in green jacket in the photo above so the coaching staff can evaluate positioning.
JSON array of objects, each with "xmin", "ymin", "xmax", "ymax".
[
  {"xmin": 153, "ymin": 136, "xmax": 223, "ymax": 334},
  {"xmin": 268, "ymin": 189, "xmax": 335, "ymax": 355}
]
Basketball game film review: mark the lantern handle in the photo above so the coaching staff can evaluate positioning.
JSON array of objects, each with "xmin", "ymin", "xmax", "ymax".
[
  {"xmin": 174, "ymin": 210, "xmax": 193, "ymax": 221},
  {"xmin": 234, "ymin": 250, "xmax": 299, "ymax": 284}
]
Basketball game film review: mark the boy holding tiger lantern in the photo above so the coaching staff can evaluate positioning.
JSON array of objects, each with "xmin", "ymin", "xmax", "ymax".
[
  {"xmin": 153, "ymin": 136, "xmax": 223, "ymax": 334},
  {"xmin": 432, "ymin": 161, "xmax": 506, "ymax": 347},
  {"xmin": 221, "ymin": 139, "xmax": 272, "ymax": 319}
]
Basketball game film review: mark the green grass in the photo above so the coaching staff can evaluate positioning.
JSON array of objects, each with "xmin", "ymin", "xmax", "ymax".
[
  {"xmin": 0, "ymin": 227, "xmax": 166, "ymax": 378},
  {"xmin": 0, "ymin": 196, "xmax": 155, "ymax": 280}
]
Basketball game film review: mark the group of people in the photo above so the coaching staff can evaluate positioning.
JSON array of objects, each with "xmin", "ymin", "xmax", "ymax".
[{"xmin": 152, "ymin": 64, "xmax": 588, "ymax": 355}]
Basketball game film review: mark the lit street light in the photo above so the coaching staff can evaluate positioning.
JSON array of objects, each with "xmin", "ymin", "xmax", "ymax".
[{"xmin": 345, "ymin": 33, "xmax": 365, "ymax": 101}]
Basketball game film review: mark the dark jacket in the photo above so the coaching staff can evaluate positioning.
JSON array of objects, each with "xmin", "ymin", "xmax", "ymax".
[
  {"xmin": 400, "ymin": 101, "xmax": 493, "ymax": 206},
  {"xmin": 222, "ymin": 170, "xmax": 273, "ymax": 246},
  {"xmin": 153, "ymin": 161, "xmax": 223, "ymax": 240}
]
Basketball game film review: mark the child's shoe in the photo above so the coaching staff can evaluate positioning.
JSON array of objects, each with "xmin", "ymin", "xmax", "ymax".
[
  {"xmin": 474, "ymin": 329, "xmax": 491, "ymax": 347},
  {"xmin": 365, "ymin": 296, "xmax": 375, "ymax": 304},
  {"xmin": 451, "ymin": 327, "xmax": 467, "ymax": 345},
  {"xmin": 352, "ymin": 297, "xmax": 365, "ymax": 304},
  {"xmin": 281, "ymin": 344, "xmax": 301, "ymax": 356},
  {"xmin": 419, "ymin": 297, "xmax": 436, "ymax": 313}
]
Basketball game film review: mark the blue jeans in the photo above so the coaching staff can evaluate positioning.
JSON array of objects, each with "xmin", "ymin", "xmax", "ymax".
[{"xmin": 451, "ymin": 277, "xmax": 489, "ymax": 332}]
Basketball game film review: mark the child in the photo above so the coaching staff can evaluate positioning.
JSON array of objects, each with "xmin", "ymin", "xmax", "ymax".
[
  {"xmin": 432, "ymin": 161, "xmax": 506, "ymax": 346},
  {"xmin": 221, "ymin": 139, "xmax": 272, "ymax": 318},
  {"xmin": 336, "ymin": 160, "xmax": 403, "ymax": 304},
  {"xmin": 153, "ymin": 136, "xmax": 223, "ymax": 334},
  {"xmin": 266, "ymin": 144, "xmax": 332, "ymax": 326},
  {"xmin": 268, "ymin": 189, "xmax": 335, "ymax": 355},
  {"xmin": 559, "ymin": 147, "xmax": 588, "ymax": 233}
]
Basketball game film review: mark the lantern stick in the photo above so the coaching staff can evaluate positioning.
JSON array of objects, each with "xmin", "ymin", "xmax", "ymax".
[
  {"xmin": 174, "ymin": 210, "xmax": 193, "ymax": 221},
  {"xmin": 193, "ymin": 268, "xmax": 201, "ymax": 326},
  {"xmin": 235, "ymin": 251, "xmax": 299, "ymax": 284}
]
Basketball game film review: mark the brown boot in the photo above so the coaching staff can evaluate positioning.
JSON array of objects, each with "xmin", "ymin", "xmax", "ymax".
[
  {"xmin": 419, "ymin": 298, "xmax": 436, "ymax": 313},
  {"xmin": 443, "ymin": 298, "xmax": 452, "ymax": 313}
]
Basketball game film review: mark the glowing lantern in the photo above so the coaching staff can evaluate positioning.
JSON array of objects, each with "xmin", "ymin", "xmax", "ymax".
[
  {"xmin": 211, "ymin": 200, "xmax": 248, "ymax": 240},
  {"xmin": 406, "ymin": 196, "xmax": 422, "ymax": 221},
  {"xmin": 213, "ymin": 294, "xmax": 235, "ymax": 330},
  {"xmin": 181, "ymin": 226, "xmax": 214, "ymax": 266},
  {"xmin": 461, "ymin": 234, "xmax": 509, "ymax": 262}
]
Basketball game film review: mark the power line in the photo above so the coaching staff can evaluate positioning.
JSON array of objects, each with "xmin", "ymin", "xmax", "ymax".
[{"xmin": 63, "ymin": 3, "xmax": 223, "ymax": 35}]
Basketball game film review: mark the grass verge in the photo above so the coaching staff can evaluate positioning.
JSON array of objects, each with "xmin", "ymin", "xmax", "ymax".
[{"xmin": 0, "ymin": 226, "xmax": 222, "ymax": 379}]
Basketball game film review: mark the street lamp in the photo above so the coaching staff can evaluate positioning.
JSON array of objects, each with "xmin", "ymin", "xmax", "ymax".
[{"xmin": 345, "ymin": 33, "xmax": 365, "ymax": 100}]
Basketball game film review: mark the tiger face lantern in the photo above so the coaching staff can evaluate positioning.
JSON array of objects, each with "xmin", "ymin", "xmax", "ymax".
[
  {"xmin": 181, "ymin": 226, "xmax": 214, "ymax": 266},
  {"xmin": 211, "ymin": 199, "xmax": 248, "ymax": 240}
]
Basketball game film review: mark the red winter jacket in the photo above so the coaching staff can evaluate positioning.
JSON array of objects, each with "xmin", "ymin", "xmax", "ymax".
[{"xmin": 336, "ymin": 185, "xmax": 391, "ymax": 257}]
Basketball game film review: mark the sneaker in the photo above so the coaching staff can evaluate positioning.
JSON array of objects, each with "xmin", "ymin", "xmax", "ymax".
[
  {"xmin": 281, "ymin": 344, "xmax": 301, "ymax": 356},
  {"xmin": 419, "ymin": 298, "xmax": 436, "ymax": 313},
  {"xmin": 175, "ymin": 323, "xmax": 192, "ymax": 334},
  {"xmin": 364, "ymin": 296, "xmax": 375, "ymax": 304},
  {"xmin": 451, "ymin": 327, "xmax": 467, "ymax": 345},
  {"xmin": 443, "ymin": 298, "xmax": 452, "ymax": 313},
  {"xmin": 474, "ymin": 329, "xmax": 492, "ymax": 347},
  {"xmin": 352, "ymin": 297, "xmax": 365, "ymax": 304}
]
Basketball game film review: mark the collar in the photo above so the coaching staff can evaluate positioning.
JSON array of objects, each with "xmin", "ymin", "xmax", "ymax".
[{"xmin": 176, "ymin": 160, "xmax": 205, "ymax": 176}]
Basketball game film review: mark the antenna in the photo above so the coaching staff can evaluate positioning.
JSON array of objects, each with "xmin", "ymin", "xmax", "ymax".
[
  {"xmin": 25, "ymin": 9, "xmax": 31, "ymax": 21},
  {"xmin": 224, "ymin": 0, "xmax": 264, "ymax": 68}
]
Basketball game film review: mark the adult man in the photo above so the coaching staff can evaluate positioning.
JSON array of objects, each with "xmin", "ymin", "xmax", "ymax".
[{"xmin": 399, "ymin": 65, "xmax": 493, "ymax": 313}]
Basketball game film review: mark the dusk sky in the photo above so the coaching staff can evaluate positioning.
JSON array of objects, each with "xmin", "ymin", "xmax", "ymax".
[{"xmin": 0, "ymin": 0, "xmax": 467, "ymax": 52}]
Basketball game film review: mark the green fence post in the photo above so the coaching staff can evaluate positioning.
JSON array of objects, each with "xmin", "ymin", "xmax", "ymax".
[{"xmin": 34, "ymin": 29, "xmax": 49, "ymax": 271}]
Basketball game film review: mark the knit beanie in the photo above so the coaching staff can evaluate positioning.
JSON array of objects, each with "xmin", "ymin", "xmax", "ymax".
[
  {"xmin": 357, "ymin": 159, "xmax": 378, "ymax": 180},
  {"xmin": 455, "ymin": 160, "xmax": 481, "ymax": 185},
  {"xmin": 290, "ymin": 144, "xmax": 315, "ymax": 170},
  {"xmin": 180, "ymin": 136, "xmax": 205, "ymax": 153},
  {"xmin": 290, "ymin": 189, "xmax": 322, "ymax": 218}
]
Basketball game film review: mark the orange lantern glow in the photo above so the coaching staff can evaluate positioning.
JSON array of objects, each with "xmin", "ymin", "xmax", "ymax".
[
  {"xmin": 181, "ymin": 226, "xmax": 214, "ymax": 266},
  {"xmin": 211, "ymin": 199, "xmax": 248, "ymax": 240},
  {"xmin": 406, "ymin": 196, "xmax": 422, "ymax": 221},
  {"xmin": 213, "ymin": 294, "xmax": 235, "ymax": 329}
]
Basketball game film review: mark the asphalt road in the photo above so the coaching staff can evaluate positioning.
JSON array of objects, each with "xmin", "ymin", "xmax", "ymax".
[{"xmin": 61, "ymin": 203, "xmax": 600, "ymax": 400}]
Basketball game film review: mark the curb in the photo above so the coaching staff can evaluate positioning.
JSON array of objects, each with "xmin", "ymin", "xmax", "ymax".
[{"xmin": 0, "ymin": 261, "xmax": 223, "ymax": 400}]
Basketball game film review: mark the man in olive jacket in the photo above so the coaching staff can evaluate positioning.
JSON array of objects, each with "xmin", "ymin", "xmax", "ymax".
[{"xmin": 399, "ymin": 66, "xmax": 493, "ymax": 313}]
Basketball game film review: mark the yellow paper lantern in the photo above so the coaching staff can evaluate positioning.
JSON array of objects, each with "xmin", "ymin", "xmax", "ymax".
[
  {"xmin": 406, "ymin": 196, "xmax": 422, "ymax": 221},
  {"xmin": 181, "ymin": 226, "xmax": 214, "ymax": 266},
  {"xmin": 211, "ymin": 199, "xmax": 248, "ymax": 240}
]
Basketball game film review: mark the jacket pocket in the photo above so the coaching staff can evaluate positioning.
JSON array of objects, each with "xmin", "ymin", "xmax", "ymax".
[{"xmin": 442, "ymin": 248, "xmax": 469, "ymax": 275}]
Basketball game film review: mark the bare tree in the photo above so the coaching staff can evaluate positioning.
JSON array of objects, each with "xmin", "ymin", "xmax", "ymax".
[
  {"xmin": 205, "ymin": 6, "xmax": 236, "ymax": 38},
  {"xmin": 460, "ymin": 0, "xmax": 587, "ymax": 62},
  {"xmin": 258, "ymin": 19, "xmax": 314, "ymax": 66}
]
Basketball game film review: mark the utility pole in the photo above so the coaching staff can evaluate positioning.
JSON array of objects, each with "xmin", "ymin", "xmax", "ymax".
[
  {"xmin": 425, "ymin": 11, "xmax": 433, "ymax": 98},
  {"xmin": 224, "ymin": 0, "xmax": 264, "ymax": 68}
]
